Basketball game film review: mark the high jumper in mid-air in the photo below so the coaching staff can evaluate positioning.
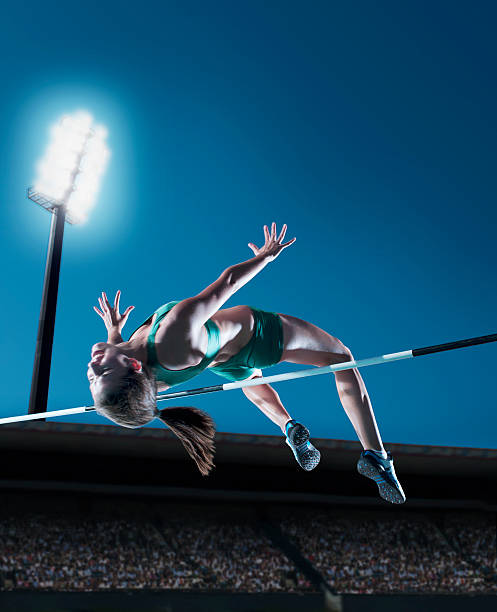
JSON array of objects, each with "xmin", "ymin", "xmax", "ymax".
[{"xmin": 89, "ymin": 222, "xmax": 406, "ymax": 504}]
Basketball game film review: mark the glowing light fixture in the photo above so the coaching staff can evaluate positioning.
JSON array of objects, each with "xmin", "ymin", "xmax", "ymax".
[{"xmin": 30, "ymin": 110, "xmax": 110, "ymax": 223}]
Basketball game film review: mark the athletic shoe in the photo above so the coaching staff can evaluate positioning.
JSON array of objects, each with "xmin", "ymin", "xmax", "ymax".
[
  {"xmin": 357, "ymin": 450, "xmax": 406, "ymax": 504},
  {"xmin": 285, "ymin": 420, "xmax": 321, "ymax": 471}
]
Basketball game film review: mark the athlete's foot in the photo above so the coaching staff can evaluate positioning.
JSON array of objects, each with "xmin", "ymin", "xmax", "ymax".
[
  {"xmin": 285, "ymin": 420, "xmax": 321, "ymax": 471},
  {"xmin": 357, "ymin": 450, "xmax": 406, "ymax": 504}
]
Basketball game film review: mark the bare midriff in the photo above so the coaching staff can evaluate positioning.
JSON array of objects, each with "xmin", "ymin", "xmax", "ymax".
[{"xmin": 129, "ymin": 305, "xmax": 255, "ymax": 371}]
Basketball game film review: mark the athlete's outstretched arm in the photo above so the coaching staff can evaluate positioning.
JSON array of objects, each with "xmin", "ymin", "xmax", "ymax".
[{"xmin": 170, "ymin": 222, "xmax": 296, "ymax": 332}]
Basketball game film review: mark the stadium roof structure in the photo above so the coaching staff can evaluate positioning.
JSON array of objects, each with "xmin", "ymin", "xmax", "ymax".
[{"xmin": 0, "ymin": 422, "xmax": 495, "ymax": 511}]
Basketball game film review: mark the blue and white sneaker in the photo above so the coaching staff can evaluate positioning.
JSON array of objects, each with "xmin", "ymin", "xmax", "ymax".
[
  {"xmin": 357, "ymin": 450, "xmax": 406, "ymax": 504},
  {"xmin": 285, "ymin": 420, "xmax": 321, "ymax": 471}
]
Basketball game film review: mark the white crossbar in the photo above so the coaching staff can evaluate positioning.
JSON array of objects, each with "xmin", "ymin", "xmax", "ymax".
[{"xmin": 0, "ymin": 350, "xmax": 413, "ymax": 425}]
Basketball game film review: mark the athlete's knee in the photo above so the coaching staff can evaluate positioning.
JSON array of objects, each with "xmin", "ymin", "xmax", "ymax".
[{"xmin": 329, "ymin": 341, "xmax": 354, "ymax": 364}]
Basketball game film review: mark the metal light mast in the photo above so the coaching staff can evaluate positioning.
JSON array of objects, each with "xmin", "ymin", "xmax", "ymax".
[{"xmin": 28, "ymin": 110, "xmax": 110, "ymax": 416}]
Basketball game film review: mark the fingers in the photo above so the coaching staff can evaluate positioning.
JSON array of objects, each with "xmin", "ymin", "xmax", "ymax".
[
  {"xmin": 95, "ymin": 290, "xmax": 134, "ymax": 326},
  {"xmin": 98, "ymin": 297, "xmax": 106, "ymax": 314},
  {"xmin": 101, "ymin": 292, "xmax": 111, "ymax": 312},
  {"xmin": 264, "ymin": 223, "xmax": 292, "ymax": 242},
  {"xmin": 123, "ymin": 305, "xmax": 135, "ymax": 318},
  {"xmin": 277, "ymin": 223, "xmax": 287, "ymax": 243},
  {"xmin": 281, "ymin": 237, "xmax": 296, "ymax": 248},
  {"xmin": 257, "ymin": 223, "xmax": 295, "ymax": 255},
  {"xmin": 98, "ymin": 295, "xmax": 112, "ymax": 316},
  {"xmin": 114, "ymin": 289, "xmax": 121, "ymax": 313},
  {"xmin": 263, "ymin": 223, "xmax": 279, "ymax": 243},
  {"xmin": 97, "ymin": 293, "xmax": 111, "ymax": 323}
]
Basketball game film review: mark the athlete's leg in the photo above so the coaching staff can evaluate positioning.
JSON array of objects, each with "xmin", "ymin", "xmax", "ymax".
[
  {"xmin": 278, "ymin": 313, "xmax": 384, "ymax": 452},
  {"xmin": 241, "ymin": 370, "xmax": 320, "ymax": 471},
  {"xmin": 242, "ymin": 372, "xmax": 292, "ymax": 432}
]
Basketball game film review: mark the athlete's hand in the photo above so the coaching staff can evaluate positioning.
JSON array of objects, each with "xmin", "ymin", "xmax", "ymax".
[
  {"xmin": 93, "ymin": 290, "xmax": 134, "ymax": 335},
  {"xmin": 248, "ymin": 223, "xmax": 296, "ymax": 261}
]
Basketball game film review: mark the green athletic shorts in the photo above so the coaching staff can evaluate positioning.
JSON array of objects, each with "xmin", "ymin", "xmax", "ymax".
[{"xmin": 209, "ymin": 307, "xmax": 284, "ymax": 382}]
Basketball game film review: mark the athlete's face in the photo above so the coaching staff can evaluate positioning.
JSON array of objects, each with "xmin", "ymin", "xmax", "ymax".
[{"xmin": 87, "ymin": 343, "xmax": 141, "ymax": 400}]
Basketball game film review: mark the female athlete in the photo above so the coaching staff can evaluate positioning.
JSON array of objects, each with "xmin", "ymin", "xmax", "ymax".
[{"xmin": 88, "ymin": 223, "xmax": 405, "ymax": 504}]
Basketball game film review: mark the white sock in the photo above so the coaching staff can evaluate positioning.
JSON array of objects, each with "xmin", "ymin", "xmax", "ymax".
[{"xmin": 370, "ymin": 448, "xmax": 388, "ymax": 460}]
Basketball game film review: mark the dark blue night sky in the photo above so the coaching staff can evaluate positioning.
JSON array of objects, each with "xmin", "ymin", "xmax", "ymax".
[{"xmin": 1, "ymin": 1, "xmax": 496, "ymax": 448}]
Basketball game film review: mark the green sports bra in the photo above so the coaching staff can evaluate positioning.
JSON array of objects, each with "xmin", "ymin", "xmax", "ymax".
[{"xmin": 144, "ymin": 301, "xmax": 221, "ymax": 387}]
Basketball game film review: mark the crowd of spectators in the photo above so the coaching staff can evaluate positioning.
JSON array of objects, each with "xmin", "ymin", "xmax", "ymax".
[
  {"xmin": 158, "ymin": 518, "xmax": 311, "ymax": 591},
  {"xmin": 0, "ymin": 516, "xmax": 168, "ymax": 590},
  {"xmin": 0, "ymin": 512, "xmax": 310, "ymax": 592},
  {"xmin": 440, "ymin": 514, "xmax": 496, "ymax": 582},
  {"xmin": 0, "ymin": 505, "xmax": 494, "ymax": 594},
  {"xmin": 280, "ymin": 510, "xmax": 496, "ymax": 595}
]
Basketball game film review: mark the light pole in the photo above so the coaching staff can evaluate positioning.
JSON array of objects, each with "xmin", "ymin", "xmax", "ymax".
[{"xmin": 28, "ymin": 110, "xmax": 110, "ymax": 417}]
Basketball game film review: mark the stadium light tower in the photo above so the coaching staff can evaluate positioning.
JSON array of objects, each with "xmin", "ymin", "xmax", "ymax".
[{"xmin": 28, "ymin": 110, "xmax": 110, "ymax": 417}]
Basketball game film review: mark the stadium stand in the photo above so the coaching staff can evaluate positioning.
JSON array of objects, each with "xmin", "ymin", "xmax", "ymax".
[{"xmin": 0, "ymin": 422, "xmax": 495, "ymax": 611}]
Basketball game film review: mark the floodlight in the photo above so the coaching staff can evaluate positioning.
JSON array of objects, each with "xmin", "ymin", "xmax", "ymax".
[
  {"xmin": 30, "ymin": 110, "xmax": 110, "ymax": 223},
  {"xmin": 27, "ymin": 111, "xmax": 110, "ymax": 418}
]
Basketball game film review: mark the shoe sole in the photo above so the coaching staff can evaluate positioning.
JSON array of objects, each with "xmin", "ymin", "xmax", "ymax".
[
  {"xmin": 289, "ymin": 424, "xmax": 310, "ymax": 446},
  {"xmin": 357, "ymin": 456, "xmax": 406, "ymax": 504},
  {"xmin": 298, "ymin": 445, "xmax": 321, "ymax": 471},
  {"xmin": 286, "ymin": 425, "xmax": 321, "ymax": 471}
]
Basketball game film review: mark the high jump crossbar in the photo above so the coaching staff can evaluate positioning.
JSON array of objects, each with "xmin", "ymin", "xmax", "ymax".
[{"xmin": 1, "ymin": 332, "xmax": 496, "ymax": 425}]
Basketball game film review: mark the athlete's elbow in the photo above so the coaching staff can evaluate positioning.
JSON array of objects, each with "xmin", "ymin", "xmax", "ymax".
[
  {"xmin": 223, "ymin": 267, "xmax": 239, "ymax": 290},
  {"xmin": 225, "ymin": 265, "xmax": 252, "ymax": 292}
]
